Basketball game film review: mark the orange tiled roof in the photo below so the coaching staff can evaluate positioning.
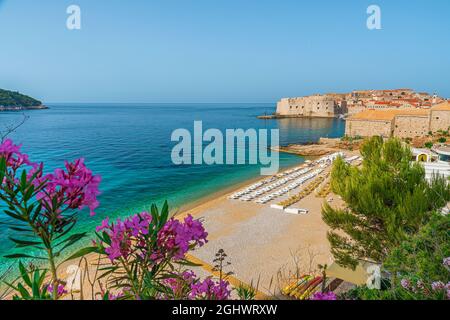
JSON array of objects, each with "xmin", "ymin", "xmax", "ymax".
[
  {"xmin": 349, "ymin": 108, "xmax": 430, "ymax": 121},
  {"xmin": 431, "ymin": 102, "xmax": 450, "ymax": 111}
]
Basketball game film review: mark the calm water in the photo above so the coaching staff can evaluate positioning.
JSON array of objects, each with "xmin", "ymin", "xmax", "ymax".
[{"xmin": 0, "ymin": 103, "xmax": 344, "ymax": 272}]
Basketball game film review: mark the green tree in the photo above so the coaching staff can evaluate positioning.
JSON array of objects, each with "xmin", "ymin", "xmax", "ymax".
[
  {"xmin": 0, "ymin": 88, "xmax": 41, "ymax": 107},
  {"xmin": 322, "ymin": 136, "xmax": 450, "ymax": 269},
  {"xmin": 384, "ymin": 213, "xmax": 450, "ymax": 283}
]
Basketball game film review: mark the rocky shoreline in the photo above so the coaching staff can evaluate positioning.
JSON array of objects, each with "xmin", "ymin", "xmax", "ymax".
[
  {"xmin": 272, "ymin": 137, "xmax": 362, "ymax": 157},
  {"xmin": 0, "ymin": 105, "xmax": 48, "ymax": 111},
  {"xmin": 257, "ymin": 114, "xmax": 341, "ymax": 119}
]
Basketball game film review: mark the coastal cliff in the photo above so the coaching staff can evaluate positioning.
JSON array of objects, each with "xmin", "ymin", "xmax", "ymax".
[{"xmin": 0, "ymin": 88, "xmax": 47, "ymax": 111}]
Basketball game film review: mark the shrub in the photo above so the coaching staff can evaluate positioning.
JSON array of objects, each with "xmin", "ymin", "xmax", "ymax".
[
  {"xmin": 340, "ymin": 214, "xmax": 450, "ymax": 300},
  {"xmin": 384, "ymin": 213, "xmax": 450, "ymax": 283},
  {"xmin": 322, "ymin": 136, "xmax": 450, "ymax": 269},
  {"xmin": 0, "ymin": 139, "xmax": 100, "ymax": 299},
  {"xmin": 87, "ymin": 206, "xmax": 228, "ymax": 300}
]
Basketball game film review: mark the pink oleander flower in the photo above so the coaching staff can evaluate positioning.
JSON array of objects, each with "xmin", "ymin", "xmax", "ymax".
[
  {"xmin": 37, "ymin": 158, "xmax": 101, "ymax": 216},
  {"xmin": 162, "ymin": 270, "xmax": 197, "ymax": 299},
  {"xmin": 46, "ymin": 284, "xmax": 67, "ymax": 297},
  {"xmin": 108, "ymin": 291, "xmax": 125, "ymax": 300},
  {"xmin": 0, "ymin": 139, "xmax": 35, "ymax": 170},
  {"xmin": 189, "ymin": 278, "xmax": 231, "ymax": 300},
  {"xmin": 310, "ymin": 291, "xmax": 337, "ymax": 300},
  {"xmin": 431, "ymin": 281, "xmax": 445, "ymax": 291},
  {"xmin": 97, "ymin": 212, "xmax": 152, "ymax": 262},
  {"xmin": 443, "ymin": 257, "xmax": 450, "ymax": 268},
  {"xmin": 155, "ymin": 214, "xmax": 208, "ymax": 261}
]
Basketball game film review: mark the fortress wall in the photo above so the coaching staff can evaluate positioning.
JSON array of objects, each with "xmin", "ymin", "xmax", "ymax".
[
  {"xmin": 347, "ymin": 106, "xmax": 366, "ymax": 116},
  {"xmin": 429, "ymin": 110, "xmax": 450, "ymax": 132},
  {"xmin": 275, "ymin": 98, "xmax": 292, "ymax": 115},
  {"xmin": 276, "ymin": 95, "xmax": 336, "ymax": 117},
  {"xmin": 345, "ymin": 119, "xmax": 393, "ymax": 137},
  {"xmin": 393, "ymin": 115, "xmax": 430, "ymax": 138}
]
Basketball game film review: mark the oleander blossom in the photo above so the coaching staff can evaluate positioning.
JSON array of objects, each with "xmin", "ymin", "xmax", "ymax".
[
  {"xmin": 46, "ymin": 284, "xmax": 67, "ymax": 297},
  {"xmin": 189, "ymin": 277, "xmax": 231, "ymax": 300},
  {"xmin": 162, "ymin": 270, "xmax": 197, "ymax": 299},
  {"xmin": 96, "ymin": 212, "xmax": 152, "ymax": 262},
  {"xmin": 37, "ymin": 158, "xmax": 101, "ymax": 216},
  {"xmin": 0, "ymin": 139, "xmax": 35, "ymax": 170},
  {"xmin": 310, "ymin": 291, "xmax": 337, "ymax": 300},
  {"xmin": 155, "ymin": 215, "xmax": 208, "ymax": 261},
  {"xmin": 108, "ymin": 291, "xmax": 125, "ymax": 300},
  {"xmin": 431, "ymin": 281, "xmax": 445, "ymax": 291},
  {"xmin": 443, "ymin": 257, "xmax": 450, "ymax": 268}
]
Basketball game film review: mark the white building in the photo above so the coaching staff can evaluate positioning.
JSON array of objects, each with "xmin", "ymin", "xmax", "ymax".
[{"xmin": 422, "ymin": 146, "xmax": 450, "ymax": 181}]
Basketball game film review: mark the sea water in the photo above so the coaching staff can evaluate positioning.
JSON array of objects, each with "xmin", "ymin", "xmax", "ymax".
[{"xmin": 0, "ymin": 103, "xmax": 345, "ymax": 272}]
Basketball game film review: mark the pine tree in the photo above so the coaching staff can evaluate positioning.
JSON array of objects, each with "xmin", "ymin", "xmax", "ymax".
[{"xmin": 322, "ymin": 136, "xmax": 450, "ymax": 269}]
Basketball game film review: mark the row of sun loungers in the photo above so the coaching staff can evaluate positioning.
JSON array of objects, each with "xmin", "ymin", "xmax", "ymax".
[
  {"xmin": 229, "ymin": 165, "xmax": 313, "ymax": 201},
  {"xmin": 278, "ymin": 171, "xmax": 327, "ymax": 207},
  {"xmin": 228, "ymin": 176, "xmax": 277, "ymax": 199},
  {"xmin": 229, "ymin": 152, "xmax": 352, "ymax": 206},
  {"xmin": 316, "ymin": 152, "xmax": 345, "ymax": 164},
  {"xmin": 255, "ymin": 169, "xmax": 323, "ymax": 204},
  {"xmin": 345, "ymin": 155, "xmax": 360, "ymax": 163}
]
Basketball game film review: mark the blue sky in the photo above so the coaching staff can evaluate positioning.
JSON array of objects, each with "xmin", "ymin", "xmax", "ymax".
[{"xmin": 0, "ymin": 0, "xmax": 449, "ymax": 103}]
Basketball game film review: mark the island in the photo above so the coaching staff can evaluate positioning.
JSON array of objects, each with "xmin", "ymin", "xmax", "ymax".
[{"xmin": 0, "ymin": 88, "xmax": 47, "ymax": 111}]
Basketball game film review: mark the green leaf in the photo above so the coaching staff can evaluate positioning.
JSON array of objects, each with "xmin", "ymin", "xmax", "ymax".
[
  {"xmin": 17, "ymin": 283, "xmax": 30, "ymax": 299},
  {"xmin": 38, "ymin": 269, "xmax": 48, "ymax": 287},
  {"xmin": 18, "ymin": 261, "xmax": 32, "ymax": 288},
  {"xmin": 8, "ymin": 226, "xmax": 33, "ymax": 233},
  {"xmin": 102, "ymin": 231, "xmax": 111, "ymax": 245},
  {"xmin": 151, "ymin": 204, "xmax": 159, "ymax": 226},
  {"xmin": 20, "ymin": 170, "xmax": 27, "ymax": 191},
  {"xmin": 32, "ymin": 270, "xmax": 40, "ymax": 298},
  {"xmin": 63, "ymin": 246, "xmax": 99, "ymax": 263},
  {"xmin": 0, "ymin": 157, "xmax": 6, "ymax": 182},
  {"xmin": 55, "ymin": 232, "xmax": 86, "ymax": 249},
  {"xmin": 3, "ymin": 210, "xmax": 26, "ymax": 222},
  {"xmin": 3, "ymin": 253, "xmax": 46, "ymax": 260},
  {"xmin": 176, "ymin": 259, "xmax": 202, "ymax": 267},
  {"xmin": 159, "ymin": 200, "xmax": 169, "ymax": 227},
  {"xmin": 9, "ymin": 237, "xmax": 42, "ymax": 248},
  {"xmin": 23, "ymin": 184, "xmax": 35, "ymax": 202}
]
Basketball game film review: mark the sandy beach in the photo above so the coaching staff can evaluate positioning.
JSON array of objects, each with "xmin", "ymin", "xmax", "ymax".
[{"xmin": 175, "ymin": 150, "xmax": 360, "ymax": 295}]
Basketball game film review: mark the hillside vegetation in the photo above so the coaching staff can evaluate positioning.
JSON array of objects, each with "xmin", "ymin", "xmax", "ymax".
[{"xmin": 0, "ymin": 88, "xmax": 42, "ymax": 107}]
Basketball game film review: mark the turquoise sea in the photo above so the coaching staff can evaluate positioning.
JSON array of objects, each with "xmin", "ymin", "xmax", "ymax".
[{"xmin": 0, "ymin": 103, "xmax": 345, "ymax": 272}]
